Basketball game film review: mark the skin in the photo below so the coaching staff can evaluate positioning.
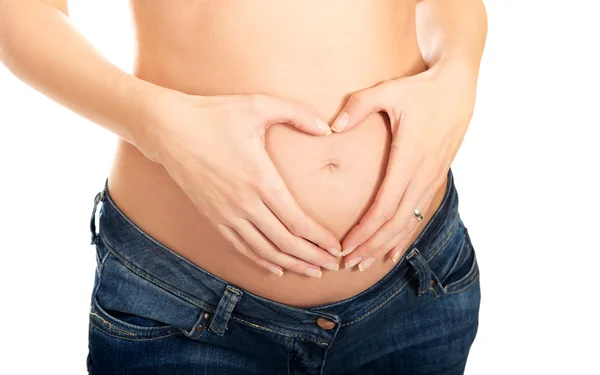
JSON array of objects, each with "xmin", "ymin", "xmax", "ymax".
[
  {"xmin": 335, "ymin": 0, "xmax": 488, "ymax": 271},
  {"xmin": 0, "ymin": 0, "xmax": 486, "ymax": 307}
]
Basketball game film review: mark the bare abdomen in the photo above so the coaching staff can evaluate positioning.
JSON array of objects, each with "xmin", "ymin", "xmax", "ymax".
[{"xmin": 107, "ymin": 0, "xmax": 445, "ymax": 307}]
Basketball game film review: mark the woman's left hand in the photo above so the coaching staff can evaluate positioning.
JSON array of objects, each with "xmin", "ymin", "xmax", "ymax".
[{"xmin": 331, "ymin": 62, "xmax": 478, "ymax": 271}]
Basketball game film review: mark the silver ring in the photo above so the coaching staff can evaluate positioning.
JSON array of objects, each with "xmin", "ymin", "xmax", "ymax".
[{"xmin": 413, "ymin": 209, "xmax": 424, "ymax": 222}]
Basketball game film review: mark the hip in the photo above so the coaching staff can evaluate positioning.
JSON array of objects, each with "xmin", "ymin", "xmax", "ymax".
[
  {"xmin": 105, "ymin": 127, "xmax": 447, "ymax": 306},
  {"xmin": 87, "ymin": 166, "xmax": 480, "ymax": 374}
]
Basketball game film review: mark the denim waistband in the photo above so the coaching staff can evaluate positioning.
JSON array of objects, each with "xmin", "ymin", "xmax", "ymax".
[{"xmin": 90, "ymin": 167, "xmax": 459, "ymax": 347}]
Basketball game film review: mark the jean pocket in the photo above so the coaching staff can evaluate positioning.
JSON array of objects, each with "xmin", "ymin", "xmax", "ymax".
[
  {"xmin": 89, "ymin": 297, "xmax": 181, "ymax": 341},
  {"xmin": 430, "ymin": 226, "xmax": 480, "ymax": 295},
  {"xmin": 89, "ymin": 252, "xmax": 210, "ymax": 341}
]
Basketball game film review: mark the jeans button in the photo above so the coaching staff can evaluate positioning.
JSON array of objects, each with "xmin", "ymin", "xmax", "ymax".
[{"xmin": 316, "ymin": 318, "xmax": 336, "ymax": 330}]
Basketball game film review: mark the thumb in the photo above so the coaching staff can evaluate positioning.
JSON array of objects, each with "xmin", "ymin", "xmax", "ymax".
[
  {"xmin": 331, "ymin": 84, "xmax": 393, "ymax": 132},
  {"xmin": 259, "ymin": 95, "xmax": 332, "ymax": 136}
]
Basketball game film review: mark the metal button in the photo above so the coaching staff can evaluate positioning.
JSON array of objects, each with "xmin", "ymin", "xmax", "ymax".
[
  {"xmin": 316, "ymin": 318, "xmax": 336, "ymax": 330},
  {"xmin": 430, "ymin": 280, "xmax": 436, "ymax": 288},
  {"xmin": 195, "ymin": 325, "xmax": 203, "ymax": 331}
]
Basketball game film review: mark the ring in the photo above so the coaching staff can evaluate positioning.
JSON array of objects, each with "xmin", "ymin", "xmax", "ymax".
[{"xmin": 413, "ymin": 209, "xmax": 424, "ymax": 222}]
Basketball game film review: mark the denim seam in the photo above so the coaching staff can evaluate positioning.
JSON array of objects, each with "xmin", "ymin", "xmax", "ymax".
[
  {"xmin": 100, "ymin": 190, "xmax": 236, "ymax": 286},
  {"xmin": 425, "ymin": 218, "xmax": 459, "ymax": 263},
  {"xmin": 90, "ymin": 321, "xmax": 184, "ymax": 342},
  {"xmin": 101, "ymin": 239, "xmax": 216, "ymax": 316},
  {"xmin": 100, "ymin": 248, "xmax": 111, "ymax": 265},
  {"xmin": 91, "ymin": 298, "xmax": 181, "ymax": 337},
  {"xmin": 229, "ymin": 316, "xmax": 328, "ymax": 347},
  {"xmin": 340, "ymin": 273, "xmax": 417, "ymax": 328},
  {"xmin": 444, "ymin": 266, "xmax": 480, "ymax": 295},
  {"xmin": 95, "ymin": 247, "xmax": 112, "ymax": 277},
  {"xmin": 308, "ymin": 183, "xmax": 454, "ymax": 312},
  {"xmin": 287, "ymin": 336, "xmax": 292, "ymax": 375},
  {"xmin": 89, "ymin": 312, "xmax": 137, "ymax": 337},
  {"xmin": 99, "ymin": 210, "xmax": 327, "ymax": 324},
  {"xmin": 103, "ymin": 239, "xmax": 333, "ymax": 344},
  {"xmin": 96, "ymin": 261, "xmax": 103, "ymax": 277},
  {"xmin": 97, "ymin": 178, "xmax": 458, "ymax": 343},
  {"xmin": 102, "ymin": 190, "xmax": 191, "ymax": 259}
]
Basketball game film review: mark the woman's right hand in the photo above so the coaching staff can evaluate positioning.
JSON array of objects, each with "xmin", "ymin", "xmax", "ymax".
[{"xmin": 137, "ymin": 90, "xmax": 341, "ymax": 278}]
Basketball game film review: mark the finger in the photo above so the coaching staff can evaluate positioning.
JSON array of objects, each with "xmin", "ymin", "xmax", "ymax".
[
  {"xmin": 251, "ymin": 202, "xmax": 340, "ymax": 271},
  {"xmin": 341, "ymin": 140, "xmax": 422, "ymax": 256},
  {"xmin": 388, "ymin": 243, "xmax": 405, "ymax": 265},
  {"xmin": 217, "ymin": 224, "xmax": 284, "ymax": 277},
  {"xmin": 256, "ymin": 154, "xmax": 342, "ymax": 257},
  {"xmin": 348, "ymin": 166, "xmax": 448, "ymax": 271},
  {"xmin": 344, "ymin": 172, "xmax": 427, "ymax": 271},
  {"xmin": 253, "ymin": 94, "xmax": 333, "ymax": 136},
  {"xmin": 387, "ymin": 167, "xmax": 450, "ymax": 263},
  {"xmin": 331, "ymin": 81, "xmax": 396, "ymax": 132},
  {"xmin": 234, "ymin": 219, "xmax": 324, "ymax": 278}
]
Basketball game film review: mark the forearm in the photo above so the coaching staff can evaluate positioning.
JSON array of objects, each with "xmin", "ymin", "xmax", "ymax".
[
  {"xmin": 416, "ymin": 0, "xmax": 488, "ymax": 79},
  {"xmin": 0, "ymin": 0, "xmax": 167, "ymax": 150}
]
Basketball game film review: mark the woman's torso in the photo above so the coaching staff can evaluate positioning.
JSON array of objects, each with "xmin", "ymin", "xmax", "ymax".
[{"xmin": 107, "ymin": 0, "xmax": 448, "ymax": 307}]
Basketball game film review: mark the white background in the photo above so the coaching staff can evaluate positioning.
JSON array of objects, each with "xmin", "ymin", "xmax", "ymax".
[{"xmin": 1, "ymin": 1, "xmax": 599, "ymax": 374}]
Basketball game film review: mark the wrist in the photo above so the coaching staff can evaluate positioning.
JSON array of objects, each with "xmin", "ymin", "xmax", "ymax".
[{"xmin": 119, "ymin": 75, "xmax": 190, "ymax": 163}]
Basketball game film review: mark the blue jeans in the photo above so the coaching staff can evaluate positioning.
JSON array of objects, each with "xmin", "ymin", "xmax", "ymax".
[{"xmin": 86, "ymin": 168, "xmax": 480, "ymax": 375}]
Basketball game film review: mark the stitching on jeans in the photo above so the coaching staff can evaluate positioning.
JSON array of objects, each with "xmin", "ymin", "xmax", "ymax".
[
  {"xmin": 97, "ymin": 187, "xmax": 462, "ymax": 345},
  {"xmin": 226, "ymin": 286, "xmax": 241, "ymax": 295},
  {"xmin": 102, "ymin": 241, "xmax": 216, "ymax": 316},
  {"xmin": 89, "ymin": 312, "xmax": 137, "ymax": 337},
  {"xmin": 102, "ymin": 228, "xmax": 328, "ymax": 325},
  {"xmin": 302, "ymin": 181, "xmax": 455, "ymax": 313},
  {"xmin": 287, "ymin": 336, "xmax": 292, "ymax": 375},
  {"xmin": 96, "ymin": 248, "xmax": 113, "ymax": 277},
  {"xmin": 102, "ymin": 242, "xmax": 331, "ymax": 346},
  {"xmin": 338, "ymin": 195, "xmax": 456, "ymax": 317},
  {"xmin": 90, "ymin": 321, "xmax": 183, "ymax": 342},
  {"xmin": 341, "ymin": 273, "xmax": 417, "ymax": 328},
  {"xmin": 229, "ymin": 316, "xmax": 328, "ymax": 347},
  {"xmin": 90, "ymin": 311, "xmax": 109, "ymax": 326},
  {"xmin": 425, "ymin": 219, "xmax": 459, "ymax": 263},
  {"xmin": 100, "ymin": 248, "xmax": 111, "ymax": 265},
  {"xmin": 100, "ymin": 190, "xmax": 237, "ymax": 287},
  {"xmin": 230, "ymin": 316, "xmax": 328, "ymax": 346},
  {"xmin": 444, "ymin": 267, "xmax": 480, "ymax": 295}
]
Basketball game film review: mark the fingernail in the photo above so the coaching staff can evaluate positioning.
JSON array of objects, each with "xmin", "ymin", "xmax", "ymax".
[
  {"xmin": 323, "ymin": 261, "xmax": 339, "ymax": 271},
  {"xmin": 268, "ymin": 265, "xmax": 284, "ymax": 277},
  {"xmin": 345, "ymin": 257, "xmax": 362, "ymax": 269},
  {"xmin": 327, "ymin": 248, "xmax": 342, "ymax": 257},
  {"xmin": 358, "ymin": 257, "xmax": 376, "ymax": 272},
  {"xmin": 341, "ymin": 245, "xmax": 357, "ymax": 257},
  {"xmin": 392, "ymin": 249, "xmax": 402, "ymax": 264},
  {"xmin": 331, "ymin": 112, "xmax": 350, "ymax": 132},
  {"xmin": 316, "ymin": 118, "xmax": 333, "ymax": 135},
  {"xmin": 305, "ymin": 268, "xmax": 323, "ymax": 278}
]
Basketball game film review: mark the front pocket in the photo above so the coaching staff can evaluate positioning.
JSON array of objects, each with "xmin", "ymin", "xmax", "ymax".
[
  {"xmin": 440, "ymin": 229, "xmax": 479, "ymax": 294},
  {"xmin": 426, "ymin": 221, "xmax": 480, "ymax": 296},
  {"xmin": 90, "ymin": 297, "xmax": 181, "ymax": 341},
  {"xmin": 90, "ymin": 252, "xmax": 210, "ymax": 341}
]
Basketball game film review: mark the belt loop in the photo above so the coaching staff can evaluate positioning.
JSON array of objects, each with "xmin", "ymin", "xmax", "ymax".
[
  {"xmin": 208, "ymin": 286, "xmax": 242, "ymax": 336},
  {"xmin": 406, "ymin": 247, "xmax": 431, "ymax": 296},
  {"xmin": 90, "ymin": 181, "xmax": 107, "ymax": 245}
]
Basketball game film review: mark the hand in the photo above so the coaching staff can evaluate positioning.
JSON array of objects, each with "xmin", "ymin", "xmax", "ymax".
[
  {"xmin": 330, "ymin": 62, "xmax": 477, "ymax": 271},
  {"xmin": 138, "ymin": 90, "xmax": 342, "ymax": 278}
]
